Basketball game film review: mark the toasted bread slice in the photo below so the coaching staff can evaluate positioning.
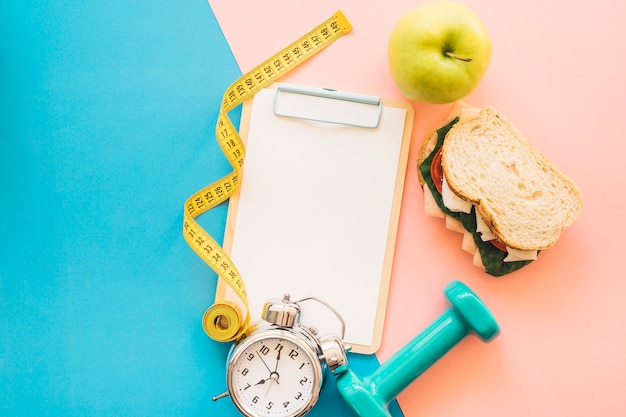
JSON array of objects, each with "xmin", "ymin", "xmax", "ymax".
[{"xmin": 441, "ymin": 106, "xmax": 583, "ymax": 251}]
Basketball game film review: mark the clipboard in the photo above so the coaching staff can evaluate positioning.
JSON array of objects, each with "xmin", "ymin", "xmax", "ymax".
[{"xmin": 216, "ymin": 83, "xmax": 413, "ymax": 354}]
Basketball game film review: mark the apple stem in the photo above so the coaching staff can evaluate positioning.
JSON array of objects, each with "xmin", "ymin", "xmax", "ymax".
[{"xmin": 444, "ymin": 50, "xmax": 473, "ymax": 62}]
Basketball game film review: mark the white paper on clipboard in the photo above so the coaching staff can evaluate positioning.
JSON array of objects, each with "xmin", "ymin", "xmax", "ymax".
[{"xmin": 218, "ymin": 84, "xmax": 413, "ymax": 354}]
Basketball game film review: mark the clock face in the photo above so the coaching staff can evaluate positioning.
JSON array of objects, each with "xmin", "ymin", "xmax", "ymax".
[{"xmin": 228, "ymin": 333, "xmax": 322, "ymax": 417}]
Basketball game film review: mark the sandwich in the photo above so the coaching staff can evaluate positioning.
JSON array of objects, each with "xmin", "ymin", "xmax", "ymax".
[{"xmin": 417, "ymin": 103, "xmax": 583, "ymax": 276}]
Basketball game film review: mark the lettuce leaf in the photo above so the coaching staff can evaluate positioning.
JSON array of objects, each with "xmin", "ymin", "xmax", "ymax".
[{"xmin": 418, "ymin": 118, "xmax": 533, "ymax": 277}]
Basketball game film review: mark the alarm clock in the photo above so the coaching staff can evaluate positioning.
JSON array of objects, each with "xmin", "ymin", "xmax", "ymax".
[{"xmin": 213, "ymin": 294, "xmax": 349, "ymax": 417}]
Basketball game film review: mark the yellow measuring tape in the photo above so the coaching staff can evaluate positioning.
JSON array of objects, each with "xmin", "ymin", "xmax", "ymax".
[{"xmin": 183, "ymin": 11, "xmax": 353, "ymax": 342}]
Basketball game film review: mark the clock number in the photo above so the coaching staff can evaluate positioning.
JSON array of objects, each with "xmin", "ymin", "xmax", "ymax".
[
  {"xmin": 252, "ymin": 396, "xmax": 259, "ymax": 404},
  {"xmin": 275, "ymin": 343, "xmax": 283, "ymax": 353},
  {"xmin": 299, "ymin": 362, "xmax": 307, "ymax": 370},
  {"xmin": 259, "ymin": 345, "xmax": 270, "ymax": 356},
  {"xmin": 247, "ymin": 353, "xmax": 255, "ymax": 361},
  {"xmin": 243, "ymin": 383, "xmax": 251, "ymax": 390},
  {"xmin": 288, "ymin": 349, "xmax": 299, "ymax": 360},
  {"xmin": 294, "ymin": 392, "xmax": 302, "ymax": 400},
  {"xmin": 266, "ymin": 401, "xmax": 274, "ymax": 410},
  {"xmin": 299, "ymin": 376, "xmax": 308, "ymax": 385},
  {"xmin": 241, "ymin": 368, "xmax": 249, "ymax": 376},
  {"xmin": 283, "ymin": 401, "xmax": 290, "ymax": 408}
]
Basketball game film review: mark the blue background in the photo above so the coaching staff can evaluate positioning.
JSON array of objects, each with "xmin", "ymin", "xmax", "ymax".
[{"xmin": 0, "ymin": 1, "xmax": 402, "ymax": 416}]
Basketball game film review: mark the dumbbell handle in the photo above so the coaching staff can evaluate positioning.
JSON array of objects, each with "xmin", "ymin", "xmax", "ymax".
[{"xmin": 369, "ymin": 307, "xmax": 473, "ymax": 401}]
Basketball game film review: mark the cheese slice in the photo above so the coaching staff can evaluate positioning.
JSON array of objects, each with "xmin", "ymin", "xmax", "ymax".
[
  {"xmin": 441, "ymin": 177, "xmax": 473, "ymax": 214},
  {"xmin": 504, "ymin": 246, "xmax": 538, "ymax": 262},
  {"xmin": 461, "ymin": 231, "xmax": 477, "ymax": 254},
  {"xmin": 476, "ymin": 212, "xmax": 496, "ymax": 241},
  {"xmin": 445, "ymin": 215, "xmax": 465, "ymax": 233},
  {"xmin": 423, "ymin": 185, "xmax": 445, "ymax": 218},
  {"xmin": 473, "ymin": 248, "xmax": 484, "ymax": 268}
]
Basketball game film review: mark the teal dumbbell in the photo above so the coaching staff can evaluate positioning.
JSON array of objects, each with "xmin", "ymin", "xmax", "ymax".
[{"xmin": 336, "ymin": 281, "xmax": 499, "ymax": 417}]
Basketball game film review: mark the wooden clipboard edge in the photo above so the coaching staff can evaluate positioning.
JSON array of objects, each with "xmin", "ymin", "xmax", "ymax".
[
  {"xmin": 213, "ymin": 97, "xmax": 254, "ymax": 311},
  {"xmin": 356, "ymin": 98, "xmax": 414, "ymax": 355},
  {"xmin": 215, "ymin": 93, "xmax": 415, "ymax": 355}
]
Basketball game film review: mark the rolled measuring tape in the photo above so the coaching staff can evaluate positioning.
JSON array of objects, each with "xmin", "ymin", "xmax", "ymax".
[{"xmin": 183, "ymin": 11, "xmax": 353, "ymax": 342}]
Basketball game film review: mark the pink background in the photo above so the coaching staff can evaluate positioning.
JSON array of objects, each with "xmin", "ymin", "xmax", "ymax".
[{"xmin": 210, "ymin": 1, "xmax": 626, "ymax": 416}]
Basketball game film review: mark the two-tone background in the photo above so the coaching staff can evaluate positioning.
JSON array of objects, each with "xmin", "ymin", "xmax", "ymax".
[{"xmin": 2, "ymin": 1, "xmax": 625, "ymax": 416}]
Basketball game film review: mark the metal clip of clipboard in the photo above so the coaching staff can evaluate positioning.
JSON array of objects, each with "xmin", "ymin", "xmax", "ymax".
[{"xmin": 273, "ymin": 83, "xmax": 383, "ymax": 128}]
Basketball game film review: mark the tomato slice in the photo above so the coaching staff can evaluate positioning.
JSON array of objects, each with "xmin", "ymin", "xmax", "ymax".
[
  {"xmin": 489, "ymin": 239, "xmax": 508, "ymax": 252},
  {"xmin": 429, "ymin": 148, "xmax": 444, "ymax": 194}
]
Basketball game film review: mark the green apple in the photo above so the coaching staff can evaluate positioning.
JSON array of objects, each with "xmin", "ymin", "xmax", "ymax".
[{"xmin": 388, "ymin": 0, "xmax": 492, "ymax": 104}]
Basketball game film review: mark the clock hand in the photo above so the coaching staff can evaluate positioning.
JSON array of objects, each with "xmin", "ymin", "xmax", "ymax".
[
  {"xmin": 273, "ymin": 346, "xmax": 282, "ymax": 372},
  {"xmin": 265, "ymin": 372, "xmax": 279, "ymax": 397},
  {"xmin": 257, "ymin": 351, "xmax": 273, "ymax": 374},
  {"xmin": 254, "ymin": 378, "xmax": 268, "ymax": 386}
]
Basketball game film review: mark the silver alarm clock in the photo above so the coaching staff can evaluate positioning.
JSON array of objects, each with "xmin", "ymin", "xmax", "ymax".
[{"xmin": 213, "ymin": 294, "xmax": 349, "ymax": 417}]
